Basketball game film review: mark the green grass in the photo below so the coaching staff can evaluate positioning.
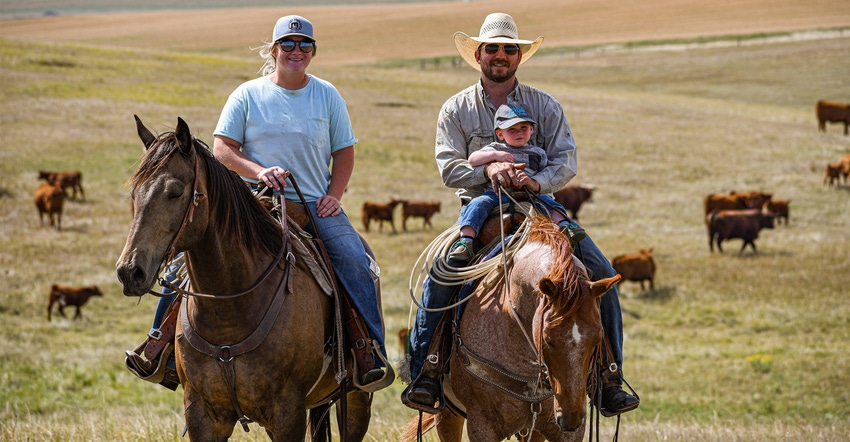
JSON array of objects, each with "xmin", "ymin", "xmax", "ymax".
[{"xmin": 1, "ymin": 33, "xmax": 849, "ymax": 441}]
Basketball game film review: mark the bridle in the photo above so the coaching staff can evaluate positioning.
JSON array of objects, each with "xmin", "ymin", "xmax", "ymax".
[{"xmin": 144, "ymin": 143, "xmax": 291, "ymax": 300}]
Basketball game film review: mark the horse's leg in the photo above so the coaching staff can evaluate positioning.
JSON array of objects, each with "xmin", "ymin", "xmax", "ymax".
[
  {"xmin": 538, "ymin": 421, "xmax": 586, "ymax": 442},
  {"xmin": 183, "ymin": 388, "xmax": 233, "ymax": 442},
  {"xmin": 337, "ymin": 390, "xmax": 373, "ymax": 441},
  {"xmin": 435, "ymin": 410, "xmax": 465, "ymax": 442}
]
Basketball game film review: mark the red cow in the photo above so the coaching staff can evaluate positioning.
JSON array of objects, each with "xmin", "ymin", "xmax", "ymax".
[
  {"xmin": 824, "ymin": 162, "xmax": 842, "ymax": 187},
  {"xmin": 38, "ymin": 170, "xmax": 85, "ymax": 200},
  {"xmin": 704, "ymin": 191, "xmax": 772, "ymax": 217},
  {"xmin": 552, "ymin": 184, "xmax": 594, "ymax": 220},
  {"xmin": 362, "ymin": 198, "xmax": 402, "ymax": 233},
  {"xmin": 816, "ymin": 100, "xmax": 850, "ymax": 135},
  {"xmin": 707, "ymin": 209, "xmax": 775, "ymax": 254},
  {"xmin": 47, "ymin": 284, "xmax": 103, "ymax": 321},
  {"xmin": 398, "ymin": 327, "xmax": 409, "ymax": 356},
  {"xmin": 401, "ymin": 200, "xmax": 441, "ymax": 231},
  {"xmin": 34, "ymin": 182, "xmax": 65, "ymax": 230},
  {"xmin": 839, "ymin": 154, "xmax": 850, "ymax": 185},
  {"xmin": 763, "ymin": 198, "xmax": 790, "ymax": 225},
  {"xmin": 612, "ymin": 248, "xmax": 656, "ymax": 291}
]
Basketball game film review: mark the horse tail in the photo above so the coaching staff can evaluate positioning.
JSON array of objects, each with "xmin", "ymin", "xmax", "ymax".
[
  {"xmin": 399, "ymin": 412, "xmax": 436, "ymax": 442},
  {"xmin": 308, "ymin": 404, "xmax": 332, "ymax": 442}
]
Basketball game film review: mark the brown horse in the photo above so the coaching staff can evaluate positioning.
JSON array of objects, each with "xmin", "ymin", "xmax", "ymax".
[
  {"xmin": 402, "ymin": 218, "xmax": 620, "ymax": 441},
  {"xmin": 116, "ymin": 116, "xmax": 372, "ymax": 441}
]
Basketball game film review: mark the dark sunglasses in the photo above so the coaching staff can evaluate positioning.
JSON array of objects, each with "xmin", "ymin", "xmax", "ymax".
[
  {"xmin": 278, "ymin": 39, "xmax": 315, "ymax": 53},
  {"xmin": 483, "ymin": 43, "xmax": 520, "ymax": 56}
]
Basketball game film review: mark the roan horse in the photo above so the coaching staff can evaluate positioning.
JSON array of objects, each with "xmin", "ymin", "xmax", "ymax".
[
  {"xmin": 402, "ymin": 217, "xmax": 620, "ymax": 441},
  {"xmin": 116, "ymin": 116, "xmax": 372, "ymax": 441}
]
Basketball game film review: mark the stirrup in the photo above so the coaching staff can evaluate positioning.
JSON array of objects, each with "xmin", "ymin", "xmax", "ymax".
[
  {"xmin": 125, "ymin": 341, "xmax": 178, "ymax": 390},
  {"xmin": 401, "ymin": 375, "xmax": 445, "ymax": 414},
  {"xmin": 352, "ymin": 340, "xmax": 395, "ymax": 393}
]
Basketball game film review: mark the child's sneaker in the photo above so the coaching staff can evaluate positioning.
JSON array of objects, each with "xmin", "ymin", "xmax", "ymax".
[
  {"xmin": 559, "ymin": 221, "xmax": 586, "ymax": 244},
  {"xmin": 447, "ymin": 237, "xmax": 474, "ymax": 263}
]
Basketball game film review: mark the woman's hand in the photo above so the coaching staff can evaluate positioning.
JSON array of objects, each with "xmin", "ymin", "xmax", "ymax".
[
  {"xmin": 257, "ymin": 166, "xmax": 289, "ymax": 191},
  {"xmin": 317, "ymin": 194, "xmax": 342, "ymax": 218}
]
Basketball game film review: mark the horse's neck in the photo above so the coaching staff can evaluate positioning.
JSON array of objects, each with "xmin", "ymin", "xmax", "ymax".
[{"xmin": 460, "ymin": 282, "xmax": 541, "ymax": 370}]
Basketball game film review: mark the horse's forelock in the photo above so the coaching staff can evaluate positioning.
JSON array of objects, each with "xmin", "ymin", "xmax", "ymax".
[
  {"xmin": 526, "ymin": 217, "xmax": 583, "ymax": 324},
  {"xmin": 128, "ymin": 131, "xmax": 180, "ymax": 192}
]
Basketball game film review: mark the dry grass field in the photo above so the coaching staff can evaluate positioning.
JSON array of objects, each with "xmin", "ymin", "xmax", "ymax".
[{"xmin": 1, "ymin": 0, "xmax": 850, "ymax": 441}]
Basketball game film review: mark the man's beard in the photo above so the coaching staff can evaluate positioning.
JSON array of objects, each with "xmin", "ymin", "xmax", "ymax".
[{"xmin": 481, "ymin": 61, "xmax": 517, "ymax": 83}]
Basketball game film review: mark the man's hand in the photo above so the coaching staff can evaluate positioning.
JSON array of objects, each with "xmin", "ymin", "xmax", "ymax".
[{"xmin": 485, "ymin": 162, "xmax": 527, "ymax": 190}]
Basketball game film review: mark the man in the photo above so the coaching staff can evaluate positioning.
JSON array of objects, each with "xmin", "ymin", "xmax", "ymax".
[{"xmin": 403, "ymin": 12, "xmax": 639, "ymax": 417}]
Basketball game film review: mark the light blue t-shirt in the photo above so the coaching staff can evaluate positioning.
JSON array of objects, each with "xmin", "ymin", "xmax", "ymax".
[{"xmin": 214, "ymin": 75, "xmax": 358, "ymax": 201}]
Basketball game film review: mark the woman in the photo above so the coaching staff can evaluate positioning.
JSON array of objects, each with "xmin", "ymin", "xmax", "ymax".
[{"xmin": 127, "ymin": 15, "xmax": 389, "ymax": 391}]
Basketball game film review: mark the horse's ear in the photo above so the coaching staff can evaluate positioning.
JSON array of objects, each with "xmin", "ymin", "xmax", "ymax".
[
  {"xmin": 589, "ymin": 274, "xmax": 622, "ymax": 299},
  {"xmin": 175, "ymin": 117, "xmax": 194, "ymax": 156},
  {"xmin": 134, "ymin": 115, "xmax": 156, "ymax": 150},
  {"xmin": 539, "ymin": 278, "xmax": 558, "ymax": 297}
]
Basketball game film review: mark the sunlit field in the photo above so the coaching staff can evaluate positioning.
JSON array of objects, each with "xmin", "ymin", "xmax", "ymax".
[{"xmin": 1, "ymin": 1, "xmax": 849, "ymax": 440}]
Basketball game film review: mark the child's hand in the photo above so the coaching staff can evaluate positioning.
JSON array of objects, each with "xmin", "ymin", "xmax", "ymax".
[{"xmin": 493, "ymin": 152, "xmax": 515, "ymax": 163}]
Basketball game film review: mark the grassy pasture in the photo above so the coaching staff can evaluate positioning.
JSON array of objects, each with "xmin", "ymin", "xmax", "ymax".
[{"xmin": 1, "ymin": 3, "xmax": 850, "ymax": 441}]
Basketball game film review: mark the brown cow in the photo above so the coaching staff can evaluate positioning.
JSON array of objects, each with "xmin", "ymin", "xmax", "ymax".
[
  {"xmin": 816, "ymin": 100, "xmax": 850, "ymax": 135},
  {"xmin": 612, "ymin": 248, "xmax": 656, "ymax": 291},
  {"xmin": 707, "ymin": 209, "xmax": 775, "ymax": 254},
  {"xmin": 824, "ymin": 162, "xmax": 842, "ymax": 187},
  {"xmin": 398, "ymin": 327, "xmax": 409, "ymax": 356},
  {"xmin": 34, "ymin": 182, "xmax": 65, "ymax": 230},
  {"xmin": 839, "ymin": 154, "xmax": 850, "ymax": 185},
  {"xmin": 763, "ymin": 198, "xmax": 790, "ymax": 225},
  {"xmin": 703, "ymin": 191, "xmax": 772, "ymax": 217},
  {"xmin": 47, "ymin": 284, "xmax": 102, "ymax": 321},
  {"xmin": 401, "ymin": 200, "xmax": 441, "ymax": 231},
  {"xmin": 362, "ymin": 198, "xmax": 402, "ymax": 233},
  {"xmin": 38, "ymin": 170, "xmax": 85, "ymax": 200},
  {"xmin": 552, "ymin": 184, "xmax": 594, "ymax": 220}
]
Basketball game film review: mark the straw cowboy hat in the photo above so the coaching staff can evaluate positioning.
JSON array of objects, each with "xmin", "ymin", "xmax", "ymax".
[{"xmin": 453, "ymin": 12, "xmax": 544, "ymax": 70}]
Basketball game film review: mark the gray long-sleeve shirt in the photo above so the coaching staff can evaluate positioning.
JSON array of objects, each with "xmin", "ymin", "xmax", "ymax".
[{"xmin": 435, "ymin": 79, "xmax": 578, "ymax": 203}]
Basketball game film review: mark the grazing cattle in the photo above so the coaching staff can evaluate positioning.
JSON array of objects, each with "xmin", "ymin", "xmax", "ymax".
[
  {"xmin": 703, "ymin": 191, "xmax": 772, "ymax": 217},
  {"xmin": 763, "ymin": 198, "xmax": 790, "ymax": 225},
  {"xmin": 47, "ymin": 284, "xmax": 102, "ymax": 321},
  {"xmin": 361, "ymin": 198, "xmax": 402, "ymax": 233},
  {"xmin": 707, "ymin": 209, "xmax": 775, "ymax": 254},
  {"xmin": 839, "ymin": 154, "xmax": 850, "ymax": 185},
  {"xmin": 398, "ymin": 327, "xmax": 409, "ymax": 356},
  {"xmin": 34, "ymin": 182, "xmax": 65, "ymax": 230},
  {"xmin": 612, "ymin": 248, "xmax": 656, "ymax": 291},
  {"xmin": 552, "ymin": 184, "xmax": 594, "ymax": 220},
  {"xmin": 38, "ymin": 170, "xmax": 85, "ymax": 200},
  {"xmin": 824, "ymin": 162, "xmax": 842, "ymax": 187},
  {"xmin": 401, "ymin": 200, "xmax": 441, "ymax": 231},
  {"xmin": 816, "ymin": 100, "xmax": 850, "ymax": 135}
]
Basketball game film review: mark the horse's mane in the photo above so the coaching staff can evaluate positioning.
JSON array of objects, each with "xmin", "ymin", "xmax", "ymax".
[
  {"xmin": 128, "ymin": 132, "xmax": 283, "ymax": 257},
  {"xmin": 525, "ymin": 216, "xmax": 584, "ymax": 324}
]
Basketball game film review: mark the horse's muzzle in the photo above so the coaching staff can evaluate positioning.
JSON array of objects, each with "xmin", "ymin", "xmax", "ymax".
[{"xmin": 555, "ymin": 411, "xmax": 585, "ymax": 433}]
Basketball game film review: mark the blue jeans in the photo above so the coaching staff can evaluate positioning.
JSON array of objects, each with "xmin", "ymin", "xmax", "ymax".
[
  {"xmin": 409, "ymin": 219, "xmax": 624, "ymax": 380},
  {"xmin": 459, "ymin": 190, "xmax": 565, "ymax": 234},
  {"xmin": 302, "ymin": 202, "xmax": 387, "ymax": 362}
]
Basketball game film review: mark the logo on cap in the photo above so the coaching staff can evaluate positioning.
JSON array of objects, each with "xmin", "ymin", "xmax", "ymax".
[{"xmin": 289, "ymin": 19, "xmax": 302, "ymax": 32}]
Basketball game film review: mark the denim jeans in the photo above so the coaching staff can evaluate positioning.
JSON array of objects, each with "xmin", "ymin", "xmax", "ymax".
[
  {"xmin": 302, "ymin": 202, "xmax": 387, "ymax": 362},
  {"xmin": 409, "ymin": 219, "xmax": 624, "ymax": 380},
  {"xmin": 459, "ymin": 190, "xmax": 565, "ymax": 234}
]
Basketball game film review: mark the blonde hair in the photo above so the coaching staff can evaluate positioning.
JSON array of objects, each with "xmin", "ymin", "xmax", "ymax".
[{"xmin": 257, "ymin": 41, "xmax": 276, "ymax": 76}]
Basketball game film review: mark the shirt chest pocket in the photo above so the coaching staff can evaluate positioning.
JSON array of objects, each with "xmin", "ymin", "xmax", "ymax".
[
  {"xmin": 307, "ymin": 117, "xmax": 331, "ymax": 151},
  {"xmin": 468, "ymin": 130, "xmax": 494, "ymax": 153}
]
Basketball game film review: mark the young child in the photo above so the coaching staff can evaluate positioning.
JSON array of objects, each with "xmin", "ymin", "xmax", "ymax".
[{"xmin": 448, "ymin": 102, "xmax": 586, "ymax": 263}]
